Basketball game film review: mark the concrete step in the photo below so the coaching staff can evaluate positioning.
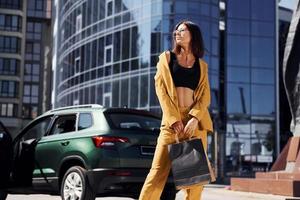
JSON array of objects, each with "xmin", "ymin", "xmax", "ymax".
[
  {"xmin": 231, "ymin": 177, "xmax": 300, "ymax": 197},
  {"xmin": 255, "ymin": 172, "xmax": 300, "ymax": 180}
]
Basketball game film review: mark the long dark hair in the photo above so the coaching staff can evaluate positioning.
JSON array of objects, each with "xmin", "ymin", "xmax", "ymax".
[{"xmin": 172, "ymin": 20, "xmax": 205, "ymax": 58}]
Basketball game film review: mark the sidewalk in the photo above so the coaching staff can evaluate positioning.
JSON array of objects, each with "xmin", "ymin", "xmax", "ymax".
[{"xmin": 176, "ymin": 184, "xmax": 300, "ymax": 200}]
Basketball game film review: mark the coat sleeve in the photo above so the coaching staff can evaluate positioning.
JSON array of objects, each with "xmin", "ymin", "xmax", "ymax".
[
  {"xmin": 188, "ymin": 63, "xmax": 211, "ymax": 122},
  {"xmin": 154, "ymin": 59, "xmax": 181, "ymax": 127}
]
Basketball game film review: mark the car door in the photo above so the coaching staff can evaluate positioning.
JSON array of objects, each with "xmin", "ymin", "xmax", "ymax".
[
  {"xmin": 12, "ymin": 115, "xmax": 53, "ymax": 187},
  {"xmin": 0, "ymin": 121, "xmax": 13, "ymax": 189},
  {"xmin": 34, "ymin": 114, "xmax": 77, "ymax": 188}
]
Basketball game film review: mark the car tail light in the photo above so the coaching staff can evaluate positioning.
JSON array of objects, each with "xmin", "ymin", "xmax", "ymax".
[
  {"xmin": 108, "ymin": 171, "xmax": 132, "ymax": 176},
  {"xmin": 92, "ymin": 136, "xmax": 129, "ymax": 148}
]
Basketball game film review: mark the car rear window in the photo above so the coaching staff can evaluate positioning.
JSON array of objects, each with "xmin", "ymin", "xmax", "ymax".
[
  {"xmin": 78, "ymin": 113, "xmax": 93, "ymax": 130},
  {"xmin": 106, "ymin": 113, "xmax": 161, "ymax": 130}
]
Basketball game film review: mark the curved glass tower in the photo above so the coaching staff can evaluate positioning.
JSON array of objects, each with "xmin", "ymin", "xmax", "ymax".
[{"xmin": 53, "ymin": 0, "xmax": 220, "ymax": 115}]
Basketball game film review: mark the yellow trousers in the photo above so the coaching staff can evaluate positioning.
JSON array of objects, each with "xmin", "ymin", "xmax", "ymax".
[{"xmin": 139, "ymin": 107, "xmax": 207, "ymax": 200}]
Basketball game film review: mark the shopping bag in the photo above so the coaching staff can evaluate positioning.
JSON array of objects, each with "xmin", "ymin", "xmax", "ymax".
[{"xmin": 168, "ymin": 135, "xmax": 215, "ymax": 189}]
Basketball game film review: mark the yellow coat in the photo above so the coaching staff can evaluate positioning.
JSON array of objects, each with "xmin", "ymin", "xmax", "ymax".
[{"xmin": 154, "ymin": 51, "xmax": 213, "ymax": 133}]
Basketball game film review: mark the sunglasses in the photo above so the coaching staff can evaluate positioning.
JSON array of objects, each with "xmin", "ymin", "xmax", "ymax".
[{"xmin": 173, "ymin": 28, "xmax": 188, "ymax": 36}]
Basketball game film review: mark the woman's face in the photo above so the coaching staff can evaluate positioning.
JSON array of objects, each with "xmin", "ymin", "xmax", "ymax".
[{"xmin": 175, "ymin": 23, "xmax": 191, "ymax": 47}]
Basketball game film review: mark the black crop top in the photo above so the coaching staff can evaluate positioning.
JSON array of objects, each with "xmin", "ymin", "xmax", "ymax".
[{"xmin": 168, "ymin": 51, "xmax": 200, "ymax": 91}]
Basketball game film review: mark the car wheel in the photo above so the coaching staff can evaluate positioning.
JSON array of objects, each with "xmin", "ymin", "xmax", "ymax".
[
  {"xmin": 0, "ymin": 190, "xmax": 7, "ymax": 200},
  {"xmin": 61, "ymin": 166, "xmax": 95, "ymax": 200}
]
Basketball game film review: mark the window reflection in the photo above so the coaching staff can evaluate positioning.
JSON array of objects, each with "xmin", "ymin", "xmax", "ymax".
[
  {"xmin": 251, "ymin": 121, "xmax": 275, "ymax": 156},
  {"xmin": 228, "ymin": 67, "xmax": 250, "ymax": 83},
  {"xmin": 251, "ymin": 0, "xmax": 274, "ymax": 21},
  {"xmin": 227, "ymin": 0, "xmax": 250, "ymax": 19},
  {"xmin": 251, "ymin": 21, "xmax": 274, "ymax": 37},
  {"xmin": 227, "ymin": 35, "xmax": 250, "ymax": 66},
  {"xmin": 130, "ymin": 76, "xmax": 138, "ymax": 107},
  {"xmin": 226, "ymin": 120, "xmax": 251, "ymax": 176},
  {"xmin": 252, "ymin": 68, "xmax": 274, "ymax": 84},
  {"xmin": 251, "ymin": 37, "xmax": 274, "ymax": 68},
  {"xmin": 227, "ymin": 19, "xmax": 250, "ymax": 35},
  {"xmin": 251, "ymin": 85, "xmax": 275, "ymax": 115},
  {"xmin": 227, "ymin": 83, "xmax": 250, "ymax": 114}
]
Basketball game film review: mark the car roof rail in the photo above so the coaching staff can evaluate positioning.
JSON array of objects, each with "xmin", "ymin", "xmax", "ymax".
[{"xmin": 48, "ymin": 104, "xmax": 104, "ymax": 113}]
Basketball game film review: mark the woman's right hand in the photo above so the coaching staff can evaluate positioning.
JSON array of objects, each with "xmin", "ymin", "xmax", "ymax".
[{"xmin": 171, "ymin": 121, "xmax": 184, "ymax": 135}]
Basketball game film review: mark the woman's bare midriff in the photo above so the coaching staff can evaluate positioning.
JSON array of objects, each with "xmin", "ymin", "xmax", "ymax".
[{"xmin": 176, "ymin": 87, "xmax": 194, "ymax": 107}]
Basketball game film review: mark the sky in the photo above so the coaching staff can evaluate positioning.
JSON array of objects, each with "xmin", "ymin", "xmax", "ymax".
[{"xmin": 279, "ymin": 0, "xmax": 298, "ymax": 10}]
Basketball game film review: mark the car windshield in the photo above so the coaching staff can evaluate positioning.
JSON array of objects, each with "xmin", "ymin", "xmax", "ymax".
[{"xmin": 106, "ymin": 113, "xmax": 161, "ymax": 130}]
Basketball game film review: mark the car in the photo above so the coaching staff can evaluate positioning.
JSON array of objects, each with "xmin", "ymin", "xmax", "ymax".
[{"xmin": 0, "ymin": 104, "xmax": 177, "ymax": 200}]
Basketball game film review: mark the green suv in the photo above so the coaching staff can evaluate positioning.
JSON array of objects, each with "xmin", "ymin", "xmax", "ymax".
[{"xmin": 0, "ymin": 104, "xmax": 176, "ymax": 200}]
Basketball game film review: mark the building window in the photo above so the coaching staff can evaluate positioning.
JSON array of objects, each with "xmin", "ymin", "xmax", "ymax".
[
  {"xmin": 0, "ymin": 36, "xmax": 21, "ymax": 54},
  {"xmin": 0, "ymin": 0, "xmax": 22, "ymax": 9},
  {"xmin": 0, "ymin": 58, "xmax": 20, "ymax": 75},
  {"xmin": 0, "ymin": 80, "xmax": 18, "ymax": 97},
  {"xmin": 61, "ymin": 28, "xmax": 64, "ymax": 43},
  {"xmin": 27, "ymin": 0, "xmax": 50, "ymax": 18},
  {"xmin": 0, "ymin": 103, "xmax": 17, "ymax": 117},
  {"xmin": 22, "ymin": 104, "xmax": 37, "ymax": 119},
  {"xmin": 73, "ymin": 99, "xmax": 79, "ymax": 105},
  {"xmin": 26, "ymin": 22, "xmax": 42, "ymax": 40},
  {"xmin": 23, "ymin": 84, "xmax": 39, "ymax": 104},
  {"xmin": 25, "ymin": 42, "xmax": 41, "ymax": 61},
  {"xmin": 103, "ymin": 92, "xmax": 112, "ymax": 107},
  {"xmin": 75, "ymin": 57, "xmax": 80, "ymax": 74},
  {"xmin": 106, "ymin": 0, "xmax": 114, "ymax": 17},
  {"xmin": 24, "ymin": 63, "xmax": 40, "ymax": 82},
  {"xmin": 76, "ymin": 14, "xmax": 82, "ymax": 33},
  {"xmin": 0, "ymin": 14, "xmax": 22, "ymax": 32},
  {"xmin": 36, "ymin": 0, "xmax": 44, "ymax": 11},
  {"xmin": 104, "ymin": 45, "xmax": 113, "ymax": 64}
]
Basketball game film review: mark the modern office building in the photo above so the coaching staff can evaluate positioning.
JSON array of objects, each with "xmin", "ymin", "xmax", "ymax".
[
  {"xmin": 0, "ymin": 0, "xmax": 52, "ymax": 135},
  {"xmin": 222, "ymin": 0, "xmax": 278, "ymax": 179},
  {"xmin": 52, "ymin": 0, "xmax": 278, "ymax": 181}
]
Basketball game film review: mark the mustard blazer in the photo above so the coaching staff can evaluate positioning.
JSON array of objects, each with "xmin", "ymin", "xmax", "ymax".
[{"xmin": 154, "ymin": 51, "xmax": 213, "ymax": 133}]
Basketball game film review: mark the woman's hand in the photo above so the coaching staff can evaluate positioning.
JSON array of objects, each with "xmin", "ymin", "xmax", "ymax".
[
  {"xmin": 171, "ymin": 121, "xmax": 184, "ymax": 135},
  {"xmin": 184, "ymin": 117, "xmax": 198, "ymax": 137}
]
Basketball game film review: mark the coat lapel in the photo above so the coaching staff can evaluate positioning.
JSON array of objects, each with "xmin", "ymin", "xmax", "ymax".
[
  {"xmin": 193, "ymin": 59, "xmax": 205, "ymax": 101},
  {"xmin": 159, "ymin": 52, "xmax": 179, "ymax": 108}
]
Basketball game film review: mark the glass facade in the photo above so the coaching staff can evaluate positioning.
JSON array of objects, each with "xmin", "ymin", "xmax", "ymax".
[
  {"xmin": 0, "ymin": 14, "xmax": 22, "ymax": 32},
  {"xmin": 0, "ymin": 80, "xmax": 19, "ymax": 97},
  {"xmin": 0, "ymin": 0, "xmax": 23, "ymax": 134},
  {"xmin": 0, "ymin": 36, "xmax": 21, "ymax": 54},
  {"xmin": 54, "ymin": 0, "xmax": 220, "ymax": 116},
  {"xmin": 0, "ymin": 0, "xmax": 52, "ymax": 134},
  {"xmin": 22, "ymin": 18, "xmax": 44, "ymax": 119},
  {"xmin": 225, "ymin": 0, "xmax": 277, "ymax": 177},
  {"xmin": 0, "ymin": 58, "xmax": 20, "ymax": 75},
  {"xmin": 0, "ymin": 0, "xmax": 22, "ymax": 10}
]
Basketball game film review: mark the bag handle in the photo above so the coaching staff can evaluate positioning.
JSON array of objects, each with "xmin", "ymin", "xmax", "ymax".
[{"xmin": 175, "ymin": 132, "xmax": 193, "ymax": 144}]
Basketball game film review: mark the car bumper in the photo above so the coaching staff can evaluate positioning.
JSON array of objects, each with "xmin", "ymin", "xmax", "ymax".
[{"xmin": 86, "ymin": 168, "xmax": 174, "ymax": 196}]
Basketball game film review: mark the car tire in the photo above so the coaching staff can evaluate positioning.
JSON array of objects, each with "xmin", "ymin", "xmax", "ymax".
[
  {"xmin": 0, "ymin": 190, "xmax": 7, "ymax": 200},
  {"xmin": 61, "ymin": 166, "xmax": 95, "ymax": 200}
]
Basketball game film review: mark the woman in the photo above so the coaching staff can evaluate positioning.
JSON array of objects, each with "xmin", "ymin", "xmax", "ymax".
[{"xmin": 139, "ymin": 20, "xmax": 213, "ymax": 200}]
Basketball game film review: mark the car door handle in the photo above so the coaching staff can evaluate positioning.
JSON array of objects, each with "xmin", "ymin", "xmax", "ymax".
[{"xmin": 61, "ymin": 141, "xmax": 70, "ymax": 146}]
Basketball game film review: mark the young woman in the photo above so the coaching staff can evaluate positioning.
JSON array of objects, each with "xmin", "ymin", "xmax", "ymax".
[{"xmin": 139, "ymin": 20, "xmax": 213, "ymax": 200}]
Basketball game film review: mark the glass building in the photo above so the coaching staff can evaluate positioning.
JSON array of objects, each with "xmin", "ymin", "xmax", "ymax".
[
  {"xmin": 224, "ymin": 0, "xmax": 277, "ymax": 178},
  {"xmin": 0, "ymin": 0, "xmax": 52, "ymax": 135},
  {"xmin": 53, "ymin": 0, "xmax": 278, "ymax": 180}
]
